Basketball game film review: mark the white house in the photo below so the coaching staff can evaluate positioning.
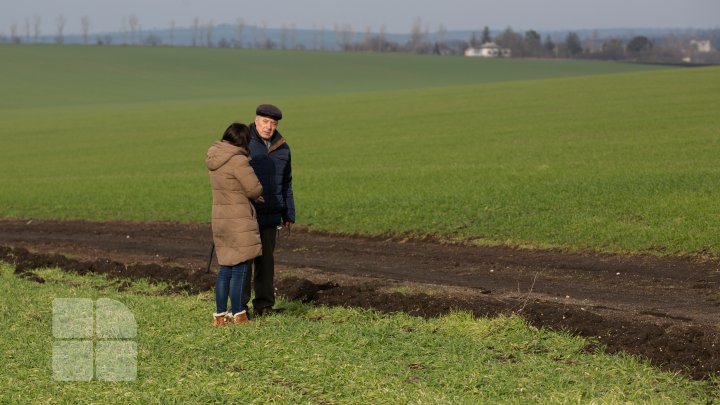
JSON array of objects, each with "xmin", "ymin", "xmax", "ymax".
[
  {"xmin": 464, "ymin": 42, "xmax": 511, "ymax": 58},
  {"xmin": 689, "ymin": 40, "xmax": 712, "ymax": 53}
]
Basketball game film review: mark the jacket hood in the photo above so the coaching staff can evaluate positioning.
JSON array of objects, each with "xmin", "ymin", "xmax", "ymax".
[{"xmin": 205, "ymin": 141, "xmax": 248, "ymax": 171}]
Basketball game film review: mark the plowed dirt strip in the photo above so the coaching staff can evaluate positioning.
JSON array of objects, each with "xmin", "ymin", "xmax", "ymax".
[{"xmin": 1, "ymin": 219, "xmax": 719, "ymax": 379}]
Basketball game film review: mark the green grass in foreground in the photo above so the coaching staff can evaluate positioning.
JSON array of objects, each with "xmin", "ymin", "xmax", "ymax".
[
  {"xmin": 0, "ymin": 45, "xmax": 718, "ymax": 255},
  {"xmin": 1, "ymin": 263, "xmax": 717, "ymax": 403}
]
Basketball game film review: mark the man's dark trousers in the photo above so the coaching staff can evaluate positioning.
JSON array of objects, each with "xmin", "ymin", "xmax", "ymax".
[{"xmin": 243, "ymin": 226, "xmax": 277, "ymax": 312}]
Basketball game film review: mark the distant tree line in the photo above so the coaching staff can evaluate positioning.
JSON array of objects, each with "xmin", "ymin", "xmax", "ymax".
[{"xmin": 2, "ymin": 14, "xmax": 718, "ymax": 64}]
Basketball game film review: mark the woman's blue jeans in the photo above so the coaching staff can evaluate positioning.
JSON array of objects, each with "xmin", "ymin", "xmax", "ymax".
[{"xmin": 215, "ymin": 262, "xmax": 249, "ymax": 315}]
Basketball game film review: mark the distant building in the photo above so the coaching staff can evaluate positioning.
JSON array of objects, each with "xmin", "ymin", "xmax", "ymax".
[
  {"xmin": 689, "ymin": 40, "xmax": 712, "ymax": 53},
  {"xmin": 465, "ymin": 42, "xmax": 511, "ymax": 58}
]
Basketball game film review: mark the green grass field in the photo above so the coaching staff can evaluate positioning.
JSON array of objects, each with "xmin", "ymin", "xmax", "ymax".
[
  {"xmin": 2, "ymin": 264, "xmax": 717, "ymax": 403},
  {"xmin": 2, "ymin": 45, "xmax": 720, "ymax": 402},
  {"xmin": 0, "ymin": 45, "xmax": 667, "ymax": 109},
  {"xmin": 1, "ymin": 44, "xmax": 719, "ymax": 255}
]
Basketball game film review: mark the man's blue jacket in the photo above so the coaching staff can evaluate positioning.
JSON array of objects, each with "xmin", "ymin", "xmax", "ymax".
[{"xmin": 248, "ymin": 123, "xmax": 295, "ymax": 229}]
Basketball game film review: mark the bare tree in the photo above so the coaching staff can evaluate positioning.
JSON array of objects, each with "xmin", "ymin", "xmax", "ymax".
[
  {"xmin": 280, "ymin": 24, "xmax": 288, "ymax": 49},
  {"xmin": 250, "ymin": 24, "xmax": 257, "ymax": 48},
  {"xmin": 436, "ymin": 24, "xmax": 447, "ymax": 53},
  {"xmin": 251, "ymin": 24, "xmax": 258, "ymax": 48},
  {"xmin": 192, "ymin": 17, "xmax": 200, "ymax": 47},
  {"xmin": 55, "ymin": 14, "xmax": 66, "ymax": 44},
  {"xmin": 656, "ymin": 34, "xmax": 683, "ymax": 60},
  {"xmin": 81, "ymin": 16, "xmax": 91, "ymax": 45},
  {"xmin": 601, "ymin": 38, "xmax": 625, "ymax": 59},
  {"xmin": 197, "ymin": 21, "xmax": 206, "ymax": 47},
  {"xmin": 588, "ymin": 29, "xmax": 599, "ymax": 53},
  {"xmin": 278, "ymin": 23, "xmax": 296, "ymax": 49},
  {"xmin": 128, "ymin": 15, "xmax": 140, "ymax": 45},
  {"xmin": 206, "ymin": 20, "xmax": 214, "ymax": 47},
  {"xmin": 120, "ymin": 16, "xmax": 129, "ymax": 45},
  {"xmin": 97, "ymin": 34, "xmax": 113, "ymax": 46},
  {"xmin": 169, "ymin": 19, "xmax": 175, "ymax": 46},
  {"xmin": 423, "ymin": 22, "xmax": 431, "ymax": 51},
  {"xmin": 378, "ymin": 25, "xmax": 386, "ymax": 52},
  {"xmin": 24, "ymin": 19, "xmax": 31, "ymax": 42},
  {"xmin": 33, "ymin": 15, "xmax": 41, "ymax": 43},
  {"xmin": 289, "ymin": 23, "xmax": 297, "ymax": 49},
  {"xmin": 408, "ymin": 17, "xmax": 424, "ymax": 53},
  {"xmin": 544, "ymin": 34, "xmax": 557, "ymax": 57},
  {"xmin": 335, "ymin": 24, "xmax": 353, "ymax": 51},
  {"xmin": 10, "ymin": 22, "xmax": 19, "ymax": 43},
  {"xmin": 260, "ymin": 21, "xmax": 269, "ymax": 48},
  {"xmin": 312, "ymin": 24, "xmax": 318, "ymax": 50},
  {"xmin": 235, "ymin": 18, "xmax": 244, "ymax": 48},
  {"xmin": 319, "ymin": 25, "xmax": 325, "ymax": 50},
  {"xmin": 363, "ymin": 25, "xmax": 372, "ymax": 51},
  {"xmin": 469, "ymin": 32, "xmax": 480, "ymax": 48},
  {"xmin": 333, "ymin": 24, "xmax": 341, "ymax": 49},
  {"xmin": 143, "ymin": 34, "xmax": 162, "ymax": 47}
]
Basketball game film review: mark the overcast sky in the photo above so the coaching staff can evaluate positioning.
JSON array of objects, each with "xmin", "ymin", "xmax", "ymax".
[{"xmin": 2, "ymin": 0, "xmax": 718, "ymax": 36}]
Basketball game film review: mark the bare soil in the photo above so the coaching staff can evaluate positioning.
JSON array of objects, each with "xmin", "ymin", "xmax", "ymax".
[{"xmin": 1, "ymin": 219, "xmax": 719, "ymax": 380}]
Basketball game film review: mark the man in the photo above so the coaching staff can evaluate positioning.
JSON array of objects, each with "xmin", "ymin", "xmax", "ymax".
[{"xmin": 243, "ymin": 103, "xmax": 295, "ymax": 317}]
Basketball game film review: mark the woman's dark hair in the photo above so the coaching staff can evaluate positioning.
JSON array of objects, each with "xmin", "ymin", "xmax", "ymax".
[{"xmin": 221, "ymin": 122, "xmax": 251, "ymax": 149}]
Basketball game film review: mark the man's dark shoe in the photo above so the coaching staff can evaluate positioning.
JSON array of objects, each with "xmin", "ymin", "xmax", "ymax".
[{"xmin": 254, "ymin": 307, "xmax": 284, "ymax": 317}]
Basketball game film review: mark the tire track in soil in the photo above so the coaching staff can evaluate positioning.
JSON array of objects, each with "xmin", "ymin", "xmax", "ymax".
[{"xmin": 1, "ymin": 219, "xmax": 719, "ymax": 380}]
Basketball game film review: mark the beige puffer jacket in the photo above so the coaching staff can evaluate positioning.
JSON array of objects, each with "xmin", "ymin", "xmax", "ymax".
[{"xmin": 206, "ymin": 141, "xmax": 263, "ymax": 266}]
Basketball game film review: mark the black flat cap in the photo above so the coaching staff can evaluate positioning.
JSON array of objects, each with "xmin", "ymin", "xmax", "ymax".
[{"xmin": 256, "ymin": 104, "xmax": 282, "ymax": 121}]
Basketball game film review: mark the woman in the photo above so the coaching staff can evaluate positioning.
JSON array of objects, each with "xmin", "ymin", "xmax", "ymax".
[{"xmin": 205, "ymin": 123, "xmax": 263, "ymax": 326}]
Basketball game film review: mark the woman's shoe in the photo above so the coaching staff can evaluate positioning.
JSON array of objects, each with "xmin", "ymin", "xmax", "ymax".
[
  {"xmin": 213, "ymin": 312, "xmax": 228, "ymax": 327},
  {"xmin": 233, "ymin": 310, "xmax": 249, "ymax": 324}
]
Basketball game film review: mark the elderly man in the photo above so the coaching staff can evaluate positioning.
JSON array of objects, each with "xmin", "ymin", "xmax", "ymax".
[{"xmin": 242, "ymin": 104, "xmax": 295, "ymax": 317}]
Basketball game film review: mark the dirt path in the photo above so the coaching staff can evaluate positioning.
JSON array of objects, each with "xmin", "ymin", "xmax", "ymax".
[{"xmin": 1, "ymin": 219, "xmax": 719, "ymax": 379}]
